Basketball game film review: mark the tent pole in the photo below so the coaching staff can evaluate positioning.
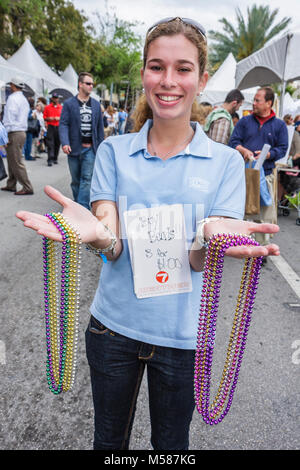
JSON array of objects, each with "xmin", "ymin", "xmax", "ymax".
[
  {"xmin": 110, "ymin": 82, "xmax": 113, "ymax": 106},
  {"xmin": 279, "ymin": 33, "xmax": 292, "ymax": 118},
  {"xmin": 279, "ymin": 80, "xmax": 287, "ymax": 118}
]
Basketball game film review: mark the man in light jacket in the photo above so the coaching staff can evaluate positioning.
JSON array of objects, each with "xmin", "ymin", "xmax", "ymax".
[
  {"xmin": 59, "ymin": 72, "xmax": 104, "ymax": 209},
  {"xmin": 2, "ymin": 77, "xmax": 34, "ymax": 195}
]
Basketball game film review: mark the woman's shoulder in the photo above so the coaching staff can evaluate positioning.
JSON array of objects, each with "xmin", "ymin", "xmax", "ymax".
[
  {"xmin": 99, "ymin": 132, "xmax": 139, "ymax": 153},
  {"xmin": 105, "ymin": 132, "xmax": 138, "ymax": 144},
  {"xmin": 208, "ymin": 136, "xmax": 244, "ymax": 168}
]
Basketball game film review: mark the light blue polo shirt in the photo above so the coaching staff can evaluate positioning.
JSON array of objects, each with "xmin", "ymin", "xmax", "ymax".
[{"xmin": 90, "ymin": 119, "xmax": 245, "ymax": 349}]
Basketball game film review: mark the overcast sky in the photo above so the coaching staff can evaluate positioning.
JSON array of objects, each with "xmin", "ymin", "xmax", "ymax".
[{"xmin": 72, "ymin": 0, "xmax": 300, "ymax": 41}]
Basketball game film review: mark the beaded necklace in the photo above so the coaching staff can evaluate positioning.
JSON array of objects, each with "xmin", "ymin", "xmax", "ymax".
[
  {"xmin": 148, "ymin": 128, "xmax": 194, "ymax": 159},
  {"xmin": 42, "ymin": 212, "xmax": 81, "ymax": 394},
  {"xmin": 194, "ymin": 233, "xmax": 263, "ymax": 425},
  {"xmin": 42, "ymin": 220, "xmax": 262, "ymax": 409}
]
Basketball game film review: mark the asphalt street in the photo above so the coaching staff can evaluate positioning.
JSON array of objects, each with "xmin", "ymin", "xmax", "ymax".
[{"xmin": 0, "ymin": 151, "xmax": 299, "ymax": 450}]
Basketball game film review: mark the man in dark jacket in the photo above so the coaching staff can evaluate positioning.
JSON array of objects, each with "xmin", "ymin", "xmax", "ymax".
[
  {"xmin": 59, "ymin": 72, "xmax": 104, "ymax": 209},
  {"xmin": 229, "ymin": 86, "xmax": 288, "ymax": 248}
]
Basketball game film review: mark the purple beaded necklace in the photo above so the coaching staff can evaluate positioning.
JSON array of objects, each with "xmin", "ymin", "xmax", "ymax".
[{"xmin": 194, "ymin": 233, "xmax": 263, "ymax": 425}]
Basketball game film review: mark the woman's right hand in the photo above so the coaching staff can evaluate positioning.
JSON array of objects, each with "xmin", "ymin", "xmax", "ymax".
[{"xmin": 16, "ymin": 185, "xmax": 102, "ymax": 244}]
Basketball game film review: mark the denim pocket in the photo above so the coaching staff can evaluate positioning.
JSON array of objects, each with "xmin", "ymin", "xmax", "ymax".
[{"xmin": 88, "ymin": 316, "xmax": 109, "ymax": 335}]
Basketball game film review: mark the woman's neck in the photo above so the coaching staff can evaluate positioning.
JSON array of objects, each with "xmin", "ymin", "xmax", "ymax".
[
  {"xmin": 148, "ymin": 117, "xmax": 194, "ymax": 160},
  {"xmin": 150, "ymin": 117, "xmax": 193, "ymax": 146}
]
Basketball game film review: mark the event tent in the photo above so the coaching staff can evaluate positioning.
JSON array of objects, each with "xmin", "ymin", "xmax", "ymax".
[
  {"xmin": 200, "ymin": 53, "xmax": 257, "ymax": 109},
  {"xmin": 282, "ymin": 92, "xmax": 300, "ymax": 118},
  {"xmin": 235, "ymin": 31, "xmax": 300, "ymax": 115},
  {"xmin": 7, "ymin": 39, "xmax": 76, "ymax": 96},
  {"xmin": 61, "ymin": 63, "xmax": 100, "ymax": 102},
  {"xmin": 61, "ymin": 63, "xmax": 78, "ymax": 89},
  {"xmin": 0, "ymin": 53, "xmax": 40, "ymax": 95}
]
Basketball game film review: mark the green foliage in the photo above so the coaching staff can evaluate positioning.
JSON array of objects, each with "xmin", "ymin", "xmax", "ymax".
[
  {"xmin": 272, "ymin": 82, "xmax": 297, "ymax": 97},
  {"xmin": 36, "ymin": 0, "xmax": 93, "ymax": 73},
  {"xmin": 89, "ymin": 6, "xmax": 143, "ymax": 91},
  {"xmin": 0, "ymin": 0, "xmax": 46, "ymax": 55},
  {"xmin": 209, "ymin": 4, "xmax": 291, "ymax": 69},
  {"xmin": 0, "ymin": 0, "xmax": 143, "ymax": 95}
]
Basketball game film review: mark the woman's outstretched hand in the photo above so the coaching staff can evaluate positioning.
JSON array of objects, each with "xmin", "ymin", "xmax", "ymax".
[
  {"xmin": 16, "ymin": 185, "xmax": 100, "ymax": 244},
  {"xmin": 204, "ymin": 218, "xmax": 280, "ymax": 258}
]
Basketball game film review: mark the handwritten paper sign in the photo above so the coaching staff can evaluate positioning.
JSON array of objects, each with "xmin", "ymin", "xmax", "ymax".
[{"xmin": 124, "ymin": 204, "xmax": 192, "ymax": 299}]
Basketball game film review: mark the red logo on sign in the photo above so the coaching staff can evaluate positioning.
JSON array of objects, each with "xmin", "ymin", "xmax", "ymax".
[{"xmin": 156, "ymin": 271, "xmax": 169, "ymax": 283}]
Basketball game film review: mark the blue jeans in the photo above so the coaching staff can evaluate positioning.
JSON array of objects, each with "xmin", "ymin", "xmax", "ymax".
[
  {"xmin": 24, "ymin": 132, "xmax": 33, "ymax": 159},
  {"xmin": 67, "ymin": 147, "xmax": 95, "ymax": 209},
  {"xmin": 85, "ymin": 316, "xmax": 195, "ymax": 450}
]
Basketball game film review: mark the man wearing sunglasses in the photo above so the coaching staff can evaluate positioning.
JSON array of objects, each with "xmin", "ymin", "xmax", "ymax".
[{"xmin": 59, "ymin": 72, "xmax": 104, "ymax": 209}]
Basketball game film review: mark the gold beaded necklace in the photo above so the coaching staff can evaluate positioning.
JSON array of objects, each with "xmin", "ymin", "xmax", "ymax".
[{"xmin": 43, "ymin": 212, "xmax": 81, "ymax": 394}]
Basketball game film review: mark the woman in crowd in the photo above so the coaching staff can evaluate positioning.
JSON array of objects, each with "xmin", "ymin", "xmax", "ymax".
[
  {"xmin": 24, "ymin": 97, "xmax": 36, "ymax": 161},
  {"xmin": 103, "ymin": 105, "xmax": 117, "ymax": 138},
  {"xmin": 32, "ymin": 101, "xmax": 46, "ymax": 158}
]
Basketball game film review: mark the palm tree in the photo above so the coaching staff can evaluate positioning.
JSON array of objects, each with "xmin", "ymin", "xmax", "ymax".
[{"xmin": 209, "ymin": 4, "xmax": 291, "ymax": 70}]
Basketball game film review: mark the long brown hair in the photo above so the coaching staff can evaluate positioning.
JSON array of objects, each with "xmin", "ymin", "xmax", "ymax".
[{"xmin": 132, "ymin": 18, "xmax": 207, "ymax": 132}]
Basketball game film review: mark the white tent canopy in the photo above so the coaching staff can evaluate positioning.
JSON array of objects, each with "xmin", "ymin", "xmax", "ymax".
[
  {"xmin": 0, "ymin": 53, "xmax": 41, "ymax": 95},
  {"xmin": 60, "ymin": 63, "xmax": 100, "ymax": 102},
  {"xmin": 235, "ymin": 32, "xmax": 300, "ymax": 89},
  {"xmin": 200, "ymin": 53, "xmax": 257, "ymax": 108},
  {"xmin": 61, "ymin": 64, "xmax": 78, "ymax": 89},
  {"xmin": 282, "ymin": 92, "xmax": 300, "ymax": 118},
  {"xmin": 7, "ymin": 39, "xmax": 76, "ymax": 96},
  {"xmin": 235, "ymin": 31, "xmax": 300, "ymax": 115}
]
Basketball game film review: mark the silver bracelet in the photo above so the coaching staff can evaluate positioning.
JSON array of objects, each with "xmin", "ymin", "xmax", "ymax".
[
  {"xmin": 196, "ymin": 217, "xmax": 224, "ymax": 249},
  {"xmin": 86, "ymin": 224, "xmax": 117, "ymax": 258}
]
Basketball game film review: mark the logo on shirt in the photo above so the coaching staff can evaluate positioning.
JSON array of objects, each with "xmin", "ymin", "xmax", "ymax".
[
  {"xmin": 81, "ymin": 113, "xmax": 92, "ymax": 122},
  {"xmin": 188, "ymin": 177, "xmax": 209, "ymax": 191}
]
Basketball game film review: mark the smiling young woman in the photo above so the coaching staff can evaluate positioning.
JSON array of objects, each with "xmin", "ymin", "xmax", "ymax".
[
  {"xmin": 133, "ymin": 18, "xmax": 208, "ymax": 159},
  {"xmin": 16, "ymin": 17, "xmax": 280, "ymax": 450}
]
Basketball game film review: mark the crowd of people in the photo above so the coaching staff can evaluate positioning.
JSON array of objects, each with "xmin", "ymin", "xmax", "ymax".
[
  {"xmin": 0, "ymin": 74, "xmax": 129, "ymax": 199},
  {"xmin": 1, "ymin": 75, "xmax": 299, "ymax": 215},
  {"xmin": 194, "ymin": 87, "xmax": 300, "ymax": 257},
  {"xmin": 283, "ymin": 113, "xmax": 300, "ymax": 168},
  {"xmin": 1, "ymin": 76, "xmax": 299, "ymax": 260}
]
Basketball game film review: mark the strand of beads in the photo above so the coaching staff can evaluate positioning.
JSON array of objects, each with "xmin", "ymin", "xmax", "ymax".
[
  {"xmin": 42, "ymin": 212, "xmax": 81, "ymax": 394},
  {"xmin": 194, "ymin": 233, "xmax": 263, "ymax": 425}
]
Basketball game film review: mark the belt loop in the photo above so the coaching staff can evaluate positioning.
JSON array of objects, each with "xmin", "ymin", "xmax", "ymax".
[{"xmin": 138, "ymin": 345, "xmax": 155, "ymax": 361}]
